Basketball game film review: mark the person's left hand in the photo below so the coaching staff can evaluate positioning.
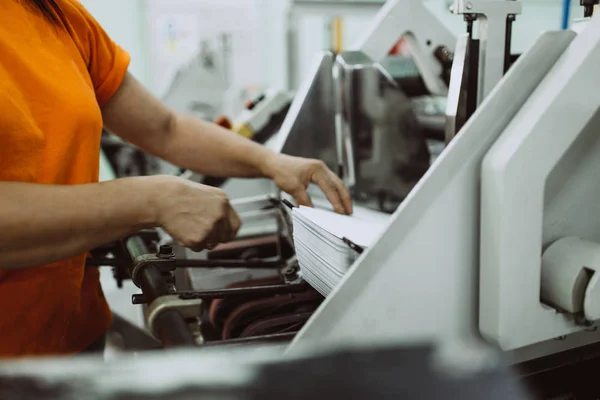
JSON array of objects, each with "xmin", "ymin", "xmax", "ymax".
[{"xmin": 265, "ymin": 154, "xmax": 353, "ymax": 215}]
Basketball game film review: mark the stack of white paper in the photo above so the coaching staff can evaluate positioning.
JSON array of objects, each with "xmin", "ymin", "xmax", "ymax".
[{"xmin": 291, "ymin": 206, "xmax": 389, "ymax": 296}]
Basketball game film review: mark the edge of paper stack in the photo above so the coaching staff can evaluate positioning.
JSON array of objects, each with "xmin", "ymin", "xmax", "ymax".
[{"xmin": 291, "ymin": 206, "xmax": 390, "ymax": 296}]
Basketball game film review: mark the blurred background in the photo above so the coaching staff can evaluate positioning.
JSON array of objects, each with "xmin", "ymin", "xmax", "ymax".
[
  {"xmin": 87, "ymin": 0, "xmax": 583, "ymax": 180},
  {"xmin": 82, "ymin": 0, "xmax": 583, "ymax": 95}
]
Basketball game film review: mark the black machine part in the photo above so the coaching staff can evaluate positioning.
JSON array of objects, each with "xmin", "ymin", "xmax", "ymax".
[
  {"xmin": 581, "ymin": 0, "xmax": 600, "ymax": 18},
  {"xmin": 86, "ymin": 202, "xmax": 305, "ymax": 348}
]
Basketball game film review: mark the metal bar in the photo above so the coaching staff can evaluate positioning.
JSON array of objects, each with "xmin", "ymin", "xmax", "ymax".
[
  {"xmin": 85, "ymin": 258, "xmax": 124, "ymax": 267},
  {"xmin": 126, "ymin": 235, "xmax": 152, "ymax": 260},
  {"xmin": 137, "ymin": 264, "xmax": 196, "ymax": 347},
  {"xmin": 132, "ymin": 281, "xmax": 310, "ymax": 305},
  {"xmin": 562, "ymin": 0, "xmax": 572, "ymax": 30},
  {"xmin": 138, "ymin": 264, "xmax": 170, "ymax": 304},
  {"xmin": 174, "ymin": 259, "xmax": 286, "ymax": 269},
  {"xmin": 504, "ymin": 15, "xmax": 515, "ymax": 73},
  {"xmin": 152, "ymin": 310, "xmax": 198, "ymax": 348}
]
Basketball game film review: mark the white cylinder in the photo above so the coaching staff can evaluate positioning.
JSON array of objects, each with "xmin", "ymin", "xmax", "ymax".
[{"xmin": 541, "ymin": 236, "xmax": 600, "ymax": 318}]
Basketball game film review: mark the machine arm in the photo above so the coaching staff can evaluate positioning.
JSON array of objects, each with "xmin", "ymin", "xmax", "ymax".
[{"xmin": 353, "ymin": 0, "xmax": 456, "ymax": 95}]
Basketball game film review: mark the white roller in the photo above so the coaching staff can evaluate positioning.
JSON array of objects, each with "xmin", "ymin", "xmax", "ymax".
[{"xmin": 542, "ymin": 237, "xmax": 600, "ymax": 321}]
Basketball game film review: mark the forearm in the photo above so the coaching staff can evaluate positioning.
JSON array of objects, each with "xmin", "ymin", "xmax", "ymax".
[
  {"xmin": 160, "ymin": 114, "xmax": 277, "ymax": 178},
  {"xmin": 0, "ymin": 178, "xmax": 155, "ymax": 270},
  {"xmin": 101, "ymin": 74, "xmax": 278, "ymax": 179}
]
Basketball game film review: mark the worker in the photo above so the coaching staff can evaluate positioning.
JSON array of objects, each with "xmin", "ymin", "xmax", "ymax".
[{"xmin": 0, "ymin": 0, "xmax": 353, "ymax": 358}]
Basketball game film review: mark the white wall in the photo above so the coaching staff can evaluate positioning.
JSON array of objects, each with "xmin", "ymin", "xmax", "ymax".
[
  {"xmin": 256, "ymin": 0, "xmax": 290, "ymax": 90},
  {"xmin": 144, "ymin": 0, "xmax": 262, "ymax": 98},
  {"xmin": 79, "ymin": 0, "xmax": 149, "ymax": 87}
]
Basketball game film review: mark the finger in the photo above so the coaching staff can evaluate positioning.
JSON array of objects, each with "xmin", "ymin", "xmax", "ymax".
[
  {"xmin": 186, "ymin": 233, "xmax": 211, "ymax": 252},
  {"xmin": 292, "ymin": 188, "xmax": 313, "ymax": 208},
  {"xmin": 195, "ymin": 228, "xmax": 225, "ymax": 252},
  {"xmin": 228, "ymin": 206, "xmax": 242, "ymax": 238},
  {"xmin": 214, "ymin": 207, "xmax": 234, "ymax": 243},
  {"xmin": 313, "ymin": 174, "xmax": 345, "ymax": 214},
  {"xmin": 330, "ymin": 173, "xmax": 353, "ymax": 214}
]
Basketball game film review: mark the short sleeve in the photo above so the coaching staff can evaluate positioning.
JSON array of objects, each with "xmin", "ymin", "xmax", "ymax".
[{"xmin": 59, "ymin": 0, "xmax": 131, "ymax": 107}]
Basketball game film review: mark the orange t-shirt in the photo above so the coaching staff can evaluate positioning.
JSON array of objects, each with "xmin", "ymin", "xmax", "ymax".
[{"xmin": 0, "ymin": 0, "xmax": 130, "ymax": 357}]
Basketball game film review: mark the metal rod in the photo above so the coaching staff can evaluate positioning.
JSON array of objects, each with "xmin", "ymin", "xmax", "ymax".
[
  {"xmin": 138, "ymin": 264, "xmax": 170, "ymax": 304},
  {"xmin": 85, "ymin": 258, "xmax": 124, "ymax": 267},
  {"xmin": 138, "ymin": 264, "xmax": 196, "ymax": 347},
  {"xmin": 465, "ymin": 14, "xmax": 475, "ymax": 37},
  {"xmin": 504, "ymin": 15, "xmax": 515, "ymax": 74},
  {"xmin": 132, "ymin": 281, "xmax": 310, "ymax": 305},
  {"xmin": 153, "ymin": 310, "xmax": 197, "ymax": 348},
  {"xmin": 562, "ymin": 0, "xmax": 572, "ymax": 29},
  {"xmin": 174, "ymin": 259, "xmax": 285, "ymax": 269},
  {"xmin": 126, "ymin": 235, "xmax": 152, "ymax": 260}
]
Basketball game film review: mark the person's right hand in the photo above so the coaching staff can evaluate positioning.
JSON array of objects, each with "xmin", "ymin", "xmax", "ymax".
[{"xmin": 151, "ymin": 176, "xmax": 241, "ymax": 252}]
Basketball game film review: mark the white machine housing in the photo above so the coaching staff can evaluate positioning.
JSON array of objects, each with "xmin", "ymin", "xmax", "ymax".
[
  {"xmin": 287, "ymin": 14, "xmax": 600, "ymax": 363},
  {"xmin": 480, "ymin": 16, "xmax": 600, "ymax": 350}
]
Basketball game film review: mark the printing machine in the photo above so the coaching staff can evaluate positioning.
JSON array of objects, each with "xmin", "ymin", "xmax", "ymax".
[{"xmin": 4, "ymin": 0, "xmax": 600, "ymax": 398}]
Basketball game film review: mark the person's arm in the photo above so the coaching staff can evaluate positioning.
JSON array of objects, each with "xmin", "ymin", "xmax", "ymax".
[
  {"xmin": 101, "ymin": 73, "xmax": 353, "ymax": 215},
  {"xmin": 0, "ymin": 178, "xmax": 153, "ymax": 270},
  {"xmin": 0, "ymin": 176, "xmax": 240, "ymax": 270}
]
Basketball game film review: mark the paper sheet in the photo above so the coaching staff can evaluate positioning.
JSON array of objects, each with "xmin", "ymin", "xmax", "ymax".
[{"xmin": 292, "ymin": 206, "xmax": 389, "ymax": 296}]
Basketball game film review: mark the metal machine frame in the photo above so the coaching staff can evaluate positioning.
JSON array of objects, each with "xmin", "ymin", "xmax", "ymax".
[
  {"xmin": 274, "ymin": 0, "xmax": 458, "ymax": 157},
  {"xmin": 87, "ymin": 196, "xmax": 315, "ymax": 348},
  {"xmin": 287, "ymin": 21, "xmax": 600, "ymax": 364}
]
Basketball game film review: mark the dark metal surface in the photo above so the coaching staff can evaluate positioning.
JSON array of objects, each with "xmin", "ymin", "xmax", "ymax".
[
  {"xmin": 518, "ymin": 340, "xmax": 600, "ymax": 398},
  {"xmin": 504, "ymin": 15, "xmax": 516, "ymax": 73},
  {"xmin": 138, "ymin": 264, "xmax": 171, "ymax": 304},
  {"xmin": 581, "ymin": 0, "xmax": 599, "ymax": 17},
  {"xmin": 465, "ymin": 39, "xmax": 480, "ymax": 124},
  {"xmin": 333, "ymin": 51, "xmax": 430, "ymax": 202},
  {"xmin": 138, "ymin": 264, "xmax": 196, "ymax": 348},
  {"xmin": 152, "ymin": 310, "xmax": 197, "ymax": 348}
]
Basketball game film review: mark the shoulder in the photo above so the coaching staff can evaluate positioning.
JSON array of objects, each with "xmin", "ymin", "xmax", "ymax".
[
  {"xmin": 55, "ymin": 0, "xmax": 130, "ymax": 105},
  {"xmin": 57, "ymin": 0, "xmax": 94, "ymax": 22},
  {"xmin": 55, "ymin": 1, "xmax": 103, "ymax": 61}
]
